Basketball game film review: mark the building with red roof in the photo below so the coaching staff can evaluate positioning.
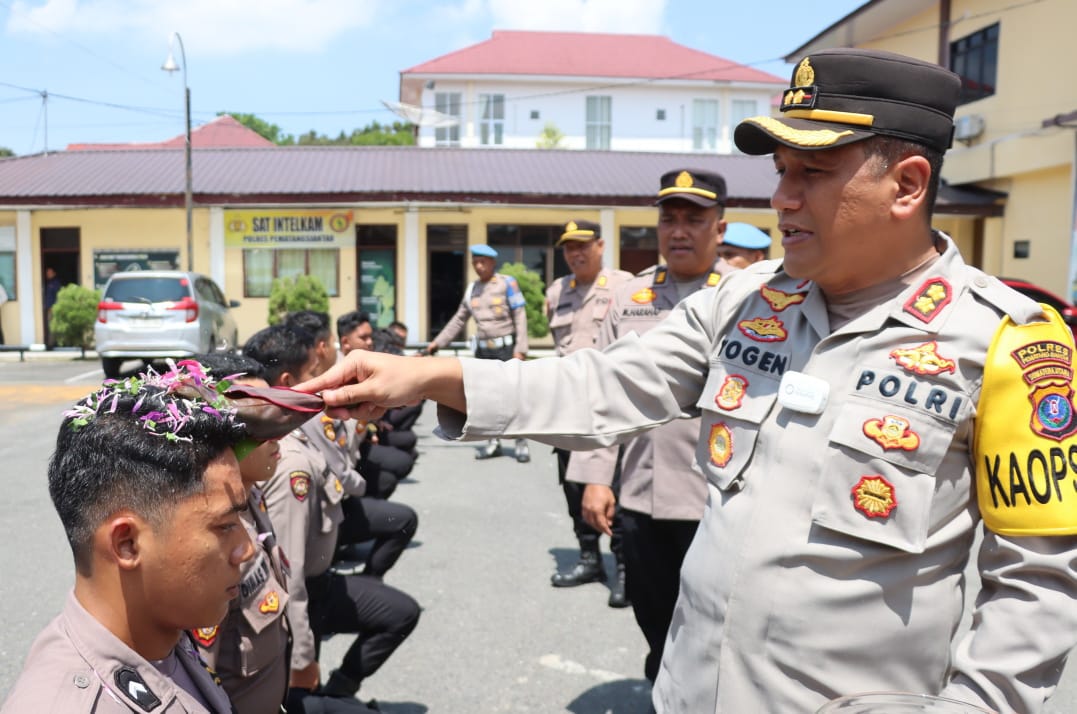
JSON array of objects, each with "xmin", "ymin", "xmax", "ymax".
[
  {"xmin": 66, "ymin": 114, "xmax": 273, "ymax": 151},
  {"xmin": 398, "ymin": 30, "xmax": 785, "ymax": 153}
]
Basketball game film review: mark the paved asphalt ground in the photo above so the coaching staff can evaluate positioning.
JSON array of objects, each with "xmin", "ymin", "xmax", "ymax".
[{"xmin": 1, "ymin": 353, "xmax": 1075, "ymax": 713}]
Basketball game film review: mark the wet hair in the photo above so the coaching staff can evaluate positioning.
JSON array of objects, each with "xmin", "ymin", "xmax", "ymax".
[
  {"xmin": 336, "ymin": 311, "xmax": 372, "ymax": 341},
  {"xmin": 243, "ymin": 324, "xmax": 314, "ymax": 386},
  {"xmin": 50, "ymin": 376, "xmax": 244, "ymax": 575},
  {"xmin": 285, "ymin": 310, "xmax": 331, "ymax": 344},
  {"xmin": 194, "ymin": 351, "xmax": 266, "ymax": 382},
  {"xmin": 862, "ymin": 135, "xmax": 944, "ymax": 218}
]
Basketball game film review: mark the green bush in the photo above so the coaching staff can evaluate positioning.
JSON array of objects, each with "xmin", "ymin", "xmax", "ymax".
[
  {"xmin": 50, "ymin": 284, "xmax": 100, "ymax": 348},
  {"xmin": 498, "ymin": 262, "xmax": 548, "ymax": 338},
  {"xmin": 267, "ymin": 275, "xmax": 329, "ymax": 325}
]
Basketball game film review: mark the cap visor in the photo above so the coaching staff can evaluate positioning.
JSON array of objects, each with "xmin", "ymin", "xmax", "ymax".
[
  {"xmin": 655, "ymin": 193, "xmax": 718, "ymax": 208},
  {"xmin": 734, "ymin": 116, "xmax": 874, "ymax": 155},
  {"xmin": 555, "ymin": 236, "xmax": 596, "ymax": 247}
]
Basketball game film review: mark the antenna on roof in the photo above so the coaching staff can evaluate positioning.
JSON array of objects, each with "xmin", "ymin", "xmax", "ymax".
[{"xmin": 380, "ymin": 100, "xmax": 460, "ymax": 128}]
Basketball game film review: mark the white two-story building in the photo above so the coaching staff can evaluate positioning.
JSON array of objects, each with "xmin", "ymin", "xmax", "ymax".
[{"xmin": 399, "ymin": 30, "xmax": 786, "ymax": 154}]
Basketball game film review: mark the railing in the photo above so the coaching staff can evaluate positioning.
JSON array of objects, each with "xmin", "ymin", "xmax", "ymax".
[{"xmin": 0, "ymin": 345, "xmax": 88, "ymax": 362}]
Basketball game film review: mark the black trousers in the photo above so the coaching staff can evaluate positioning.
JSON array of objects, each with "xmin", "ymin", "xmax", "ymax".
[
  {"xmin": 337, "ymin": 496, "xmax": 418, "ymax": 577},
  {"xmin": 358, "ymin": 441, "xmax": 416, "ymax": 500},
  {"xmin": 554, "ymin": 447, "xmax": 623, "ymax": 560},
  {"xmin": 620, "ymin": 508, "xmax": 699, "ymax": 682},
  {"xmin": 306, "ymin": 571, "xmax": 420, "ymax": 691},
  {"xmin": 286, "ymin": 688, "xmax": 380, "ymax": 713}
]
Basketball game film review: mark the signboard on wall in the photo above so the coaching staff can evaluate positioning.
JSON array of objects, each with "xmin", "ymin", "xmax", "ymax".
[
  {"xmin": 93, "ymin": 250, "xmax": 180, "ymax": 289},
  {"xmin": 224, "ymin": 209, "xmax": 357, "ymax": 248},
  {"xmin": 359, "ymin": 249, "xmax": 396, "ymax": 328}
]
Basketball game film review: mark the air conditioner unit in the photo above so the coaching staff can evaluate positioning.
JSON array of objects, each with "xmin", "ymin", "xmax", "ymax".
[{"xmin": 954, "ymin": 114, "xmax": 985, "ymax": 142}]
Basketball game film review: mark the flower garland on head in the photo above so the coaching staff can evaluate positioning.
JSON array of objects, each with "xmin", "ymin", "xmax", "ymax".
[{"xmin": 64, "ymin": 359, "xmax": 243, "ymax": 442}]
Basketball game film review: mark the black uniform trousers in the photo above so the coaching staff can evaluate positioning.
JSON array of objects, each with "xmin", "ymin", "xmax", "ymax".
[
  {"xmin": 620, "ymin": 508, "xmax": 699, "ymax": 683},
  {"xmin": 336, "ymin": 496, "xmax": 418, "ymax": 577},
  {"xmin": 358, "ymin": 441, "xmax": 416, "ymax": 500},
  {"xmin": 554, "ymin": 447, "xmax": 624, "ymax": 560},
  {"xmin": 305, "ymin": 570, "xmax": 420, "ymax": 693}
]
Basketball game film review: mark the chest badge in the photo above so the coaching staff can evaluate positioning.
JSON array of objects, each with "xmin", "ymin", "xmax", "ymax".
[
  {"xmin": 631, "ymin": 288, "xmax": 656, "ymax": 304},
  {"xmin": 715, "ymin": 375, "xmax": 749, "ymax": 411},
  {"xmin": 889, "ymin": 341, "xmax": 956, "ymax": 375},
  {"xmin": 259, "ymin": 591, "xmax": 280, "ymax": 614},
  {"xmin": 851, "ymin": 475, "xmax": 898, "ymax": 519},
  {"xmin": 863, "ymin": 415, "xmax": 921, "ymax": 451},
  {"xmin": 321, "ymin": 415, "xmax": 336, "ymax": 442},
  {"xmin": 290, "ymin": 472, "xmax": 311, "ymax": 501},
  {"xmin": 738, "ymin": 316, "xmax": 787, "ymax": 342},
  {"xmin": 708, "ymin": 423, "xmax": 733, "ymax": 467},
  {"xmin": 903, "ymin": 277, "xmax": 952, "ymax": 324},
  {"xmin": 760, "ymin": 285, "xmax": 806, "ymax": 311},
  {"xmin": 192, "ymin": 625, "xmax": 219, "ymax": 647}
]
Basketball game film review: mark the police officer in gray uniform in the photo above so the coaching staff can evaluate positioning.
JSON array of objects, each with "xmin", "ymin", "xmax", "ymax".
[
  {"xmin": 568, "ymin": 171, "xmax": 736, "ymax": 682},
  {"xmin": 426, "ymin": 243, "xmax": 531, "ymax": 462},
  {"xmin": 306, "ymin": 48, "xmax": 1077, "ymax": 714},
  {"xmin": 545, "ymin": 220, "xmax": 632, "ymax": 603}
]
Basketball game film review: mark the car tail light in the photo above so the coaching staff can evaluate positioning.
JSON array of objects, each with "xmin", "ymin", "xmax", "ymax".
[
  {"xmin": 97, "ymin": 300, "xmax": 123, "ymax": 323},
  {"xmin": 170, "ymin": 297, "xmax": 199, "ymax": 323}
]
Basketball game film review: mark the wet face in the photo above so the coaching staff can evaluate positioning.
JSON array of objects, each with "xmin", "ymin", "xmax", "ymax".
[
  {"xmin": 562, "ymin": 238, "xmax": 604, "ymax": 284},
  {"xmin": 139, "ymin": 452, "xmax": 254, "ymax": 630},
  {"xmin": 472, "ymin": 256, "xmax": 496, "ymax": 282},
  {"xmin": 339, "ymin": 322, "xmax": 374, "ymax": 355},
  {"xmin": 235, "ymin": 378, "xmax": 281, "ymax": 487},
  {"xmin": 717, "ymin": 244, "xmax": 765, "ymax": 270},
  {"xmin": 657, "ymin": 200, "xmax": 724, "ymax": 280},
  {"xmin": 771, "ymin": 143, "xmax": 897, "ymax": 295}
]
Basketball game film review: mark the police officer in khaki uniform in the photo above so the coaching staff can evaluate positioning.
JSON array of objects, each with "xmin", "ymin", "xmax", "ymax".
[
  {"xmin": 716, "ymin": 222, "xmax": 771, "ymax": 269},
  {"xmin": 567, "ymin": 172, "xmax": 736, "ymax": 682},
  {"xmin": 305, "ymin": 48, "xmax": 1077, "ymax": 714},
  {"xmin": 3, "ymin": 368, "xmax": 251, "ymax": 714},
  {"xmin": 545, "ymin": 220, "xmax": 632, "ymax": 604},
  {"xmin": 425, "ymin": 243, "xmax": 531, "ymax": 462}
]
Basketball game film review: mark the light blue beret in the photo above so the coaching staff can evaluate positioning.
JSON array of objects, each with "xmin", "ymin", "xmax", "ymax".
[
  {"xmin": 723, "ymin": 223, "xmax": 772, "ymax": 250},
  {"xmin": 469, "ymin": 244, "xmax": 498, "ymax": 258}
]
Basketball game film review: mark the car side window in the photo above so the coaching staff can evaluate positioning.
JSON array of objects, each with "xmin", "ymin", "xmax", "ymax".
[{"xmin": 209, "ymin": 280, "xmax": 228, "ymax": 306}]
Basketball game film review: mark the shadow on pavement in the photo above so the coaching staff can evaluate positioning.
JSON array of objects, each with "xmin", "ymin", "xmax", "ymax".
[{"xmin": 567, "ymin": 678, "xmax": 652, "ymax": 714}]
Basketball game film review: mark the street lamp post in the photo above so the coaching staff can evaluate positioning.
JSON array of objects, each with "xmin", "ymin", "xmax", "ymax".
[{"xmin": 162, "ymin": 33, "xmax": 193, "ymax": 271}]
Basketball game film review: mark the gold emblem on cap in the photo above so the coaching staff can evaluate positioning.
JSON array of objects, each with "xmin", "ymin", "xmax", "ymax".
[
  {"xmin": 566, "ymin": 221, "xmax": 578, "ymax": 232},
  {"xmin": 794, "ymin": 57, "xmax": 814, "ymax": 87},
  {"xmin": 675, "ymin": 171, "xmax": 694, "ymax": 188}
]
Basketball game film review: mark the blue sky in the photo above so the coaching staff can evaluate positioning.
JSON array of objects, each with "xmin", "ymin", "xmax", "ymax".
[{"xmin": 0, "ymin": 0, "xmax": 866, "ymax": 155}]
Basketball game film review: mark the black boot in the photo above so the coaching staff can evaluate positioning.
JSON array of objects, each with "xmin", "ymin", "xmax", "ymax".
[
  {"xmin": 320, "ymin": 669, "xmax": 360, "ymax": 698},
  {"xmin": 551, "ymin": 547, "xmax": 606, "ymax": 587},
  {"xmin": 607, "ymin": 563, "xmax": 629, "ymax": 608}
]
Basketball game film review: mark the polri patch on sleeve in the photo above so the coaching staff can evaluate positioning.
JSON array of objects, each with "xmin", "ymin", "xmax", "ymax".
[{"xmin": 289, "ymin": 472, "xmax": 311, "ymax": 501}]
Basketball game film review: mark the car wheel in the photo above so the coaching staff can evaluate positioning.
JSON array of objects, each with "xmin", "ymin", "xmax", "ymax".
[{"xmin": 101, "ymin": 357, "xmax": 123, "ymax": 380}]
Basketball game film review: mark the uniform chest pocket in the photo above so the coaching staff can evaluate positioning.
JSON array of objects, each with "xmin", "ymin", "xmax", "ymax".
[
  {"xmin": 318, "ymin": 469, "xmax": 345, "ymax": 535},
  {"xmin": 811, "ymin": 397, "xmax": 959, "ymax": 553},
  {"xmin": 694, "ymin": 364, "xmax": 780, "ymax": 491}
]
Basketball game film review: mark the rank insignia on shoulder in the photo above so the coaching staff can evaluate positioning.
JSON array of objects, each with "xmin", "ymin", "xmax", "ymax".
[
  {"xmin": 597, "ymin": 275, "xmax": 607, "ymax": 287},
  {"xmin": 290, "ymin": 472, "xmax": 311, "ymax": 501},
  {"xmin": 191, "ymin": 625, "xmax": 219, "ymax": 647},
  {"xmin": 851, "ymin": 475, "xmax": 897, "ymax": 519},
  {"xmin": 259, "ymin": 591, "xmax": 280, "ymax": 614},
  {"xmin": 706, "ymin": 272, "xmax": 721, "ymax": 287},
  {"xmin": 760, "ymin": 285, "xmax": 807, "ymax": 311},
  {"xmin": 654, "ymin": 268, "xmax": 668, "ymax": 285},
  {"xmin": 334, "ymin": 477, "xmax": 343, "ymax": 494},
  {"xmin": 631, "ymin": 288, "xmax": 657, "ymax": 304},
  {"xmin": 708, "ymin": 423, "xmax": 733, "ymax": 467},
  {"xmin": 321, "ymin": 415, "xmax": 336, "ymax": 442},
  {"xmin": 903, "ymin": 277, "xmax": 952, "ymax": 323},
  {"xmin": 715, "ymin": 375, "xmax": 749, "ymax": 411},
  {"xmin": 863, "ymin": 415, "xmax": 920, "ymax": 451},
  {"xmin": 115, "ymin": 667, "xmax": 161, "ymax": 712},
  {"xmin": 889, "ymin": 341, "xmax": 956, "ymax": 375},
  {"xmin": 737, "ymin": 315, "xmax": 787, "ymax": 342}
]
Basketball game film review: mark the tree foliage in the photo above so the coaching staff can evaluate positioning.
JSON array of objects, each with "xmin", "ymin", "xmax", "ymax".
[
  {"xmin": 50, "ymin": 284, "xmax": 100, "ymax": 348},
  {"xmin": 222, "ymin": 112, "xmax": 294, "ymax": 144},
  {"xmin": 497, "ymin": 262, "xmax": 548, "ymax": 338},
  {"xmin": 536, "ymin": 122, "xmax": 565, "ymax": 149},
  {"xmin": 267, "ymin": 275, "xmax": 329, "ymax": 325},
  {"xmin": 225, "ymin": 112, "xmax": 415, "ymax": 147},
  {"xmin": 0, "ymin": 147, "xmax": 14, "ymax": 158}
]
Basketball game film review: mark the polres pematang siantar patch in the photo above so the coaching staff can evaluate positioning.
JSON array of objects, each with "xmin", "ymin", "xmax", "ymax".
[
  {"xmin": 851, "ymin": 475, "xmax": 897, "ymax": 519},
  {"xmin": 289, "ymin": 472, "xmax": 311, "ymax": 501}
]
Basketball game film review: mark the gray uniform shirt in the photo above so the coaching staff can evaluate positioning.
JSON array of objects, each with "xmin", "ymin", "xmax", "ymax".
[
  {"xmin": 436, "ymin": 236, "xmax": 1077, "ymax": 714},
  {"xmin": 2, "ymin": 592, "xmax": 233, "ymax": 713},
  {"xmin": 431, "ymin": 273, "xmax": 529, "ymax": 353},
  {"xmin": 260, "ymin": 429, "xmax": 344, "ymax": 670},
  {"xmin": 566, "ymin": 262, "xmax": 735, "ymax": 520}
]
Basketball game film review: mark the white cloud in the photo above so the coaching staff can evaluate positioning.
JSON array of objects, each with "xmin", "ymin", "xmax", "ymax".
[
  {"xmin": 6, "ymin": 0, "xmax": 382, "ymax": 55},
  {"xmin": 487, "ymin": 0, "xmax": 668, "ymax": 34}
]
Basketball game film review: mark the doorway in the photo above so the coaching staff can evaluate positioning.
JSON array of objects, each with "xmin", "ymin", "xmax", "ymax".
[
  {"xmin": 41, "ymin": 227, "xmax": 81, "ymax": 345},
  {"xmin": 427, "ymin": 224, "xmax": 468, "ymax": 341}
]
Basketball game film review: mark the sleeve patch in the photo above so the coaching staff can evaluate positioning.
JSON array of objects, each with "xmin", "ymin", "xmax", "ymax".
[{"xmin": 289, "ymin": 472, "xmax": 312, "ymax": 501}]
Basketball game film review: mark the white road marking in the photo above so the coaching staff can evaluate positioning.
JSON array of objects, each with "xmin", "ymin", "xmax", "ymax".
[
  {"xmin": 538, "ymin": 653, "xmax": 625, "ymax": 683},
  {"xmin": 65, "ymin": 368, "xmax": 103, "ymax": 383}
]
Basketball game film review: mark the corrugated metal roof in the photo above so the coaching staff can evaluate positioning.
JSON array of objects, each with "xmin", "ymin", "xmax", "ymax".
[
  {"xmin": 0, "ymin": 146, "xmax": 781, "ymax": 206},
  {"xmin": 404, "ymin": 30, "xmax": 786, "ymax": 85}
]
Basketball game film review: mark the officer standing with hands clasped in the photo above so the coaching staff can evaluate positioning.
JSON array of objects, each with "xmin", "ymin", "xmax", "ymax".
[
  {"xmin": 425, "ymin": 243, "xmax": 531, "ymax": 462},
  {"xmin": 545, "ymin": 220, "xmax": 632, "ymax": 604},
  {"xmin": 568, "ymin": 170, "xmax": 736, "ymax": 683},
  {"xmin": 301, "ymin": 47, "xmax": 1077, "ymax": 714}
]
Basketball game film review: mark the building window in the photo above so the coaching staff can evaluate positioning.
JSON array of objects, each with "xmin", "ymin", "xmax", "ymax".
[
  {"xmin": 586, "ymin": 96, "xmax": 612, "ymax": 150},
  {"xmin": 243, "ymin": 248, "xmax": 340, "ymax": 298},
  {"xmin": 434, "ymin": 92, "xmax": 461, "ymax": 146},
  {"xmin": 488, "ymin": 224, "xmax": 567, "ymax": 286},
  {"xmin": 479, "ymin": 93, "xmax": 505, "ymax": 146},
  {"xmin": 950, "ymin": 23, "xmax": 999, "ymax": 104},
  {"xmin": 0, "ymin": 226, "xmax": 15, "ymax": 298},
  {"xmin": 530, "ymin": 110, "xmax": 540, "ymax": 120},
  {"xmin": 620, "ymin": 226, "xmax": 658, "ymax": 275},
  {"xmin": 656, "ymin": 109, "xmax": 666, "ymax": 121},
  {"xmin": 731, "ymin": 99, "xmax": 758, "ymax": 125},
  {"xmin": 692, "ymin": 99, "xmax": 719, "ymax": 151},
  {"xmin": 357, "ymin": 225, "xmax": 398, "ymax": 328}
]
